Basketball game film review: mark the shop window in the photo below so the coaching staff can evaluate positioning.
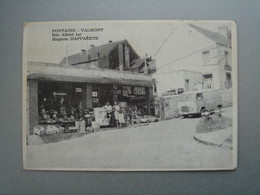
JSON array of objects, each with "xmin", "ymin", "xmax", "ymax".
[{"xmin": 38, "ymin": 81, "xmax": 84, "ymax": 124}]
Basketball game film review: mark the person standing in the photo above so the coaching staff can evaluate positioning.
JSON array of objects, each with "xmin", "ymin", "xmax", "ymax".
[
  {"xmin": 113, "ymin": 102, "xmax": 121, "ymax": 127},
  {"xmin": 103, "ymin": 102, "xmax": 113, "ymax": 125}
]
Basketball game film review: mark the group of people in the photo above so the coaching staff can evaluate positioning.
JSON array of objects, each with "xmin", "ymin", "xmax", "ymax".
[
  {"xmin": 103, "ymin": 101, "xmax": 148, "ymax": 127},
  {"xmin": 103, "ymin": 102, "xmax": 125, "ymax": 127}
]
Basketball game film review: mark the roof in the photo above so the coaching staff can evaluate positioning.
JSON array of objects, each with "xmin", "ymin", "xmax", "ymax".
[
  {"xmin": 27, "ymin": 61, "xmax": 154, "ymax": 87},
  {"xmin": 59, "ymin": 52, "xmax": 89, "ymax": 65},
  {"xmin": 127, "ymin": 58, "xmax": 156, "ymax": 72},
  {"xmin": 189, "ymin": 24, "xmax": 231, "ymax": 47},
  {"xmin": 88, "ymin": 40, "xmax": 126, "ymax": 59},
  {"xmin": 129, "ymin": 58, "xmax": 145, "ymax": 69},
  {"xmin": 59, "ymin": 39, "xmax": 138, "ymax": 65}
]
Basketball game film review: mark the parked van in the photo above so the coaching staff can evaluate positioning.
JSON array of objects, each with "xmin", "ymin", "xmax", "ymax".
[{"xmin": 178, "ymin": 89, "xmax": 222, "ymax": 118}]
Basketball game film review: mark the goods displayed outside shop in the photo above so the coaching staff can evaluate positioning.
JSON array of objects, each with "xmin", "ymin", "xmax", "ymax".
[{"xmin": 27, "ymin": 61, "xmax": 156, "ymax": 138}]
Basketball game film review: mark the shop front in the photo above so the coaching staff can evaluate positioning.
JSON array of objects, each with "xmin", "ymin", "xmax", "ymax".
[{"xmin": 27, "ymin": 62, "xmax": 154, "ymax": 135}]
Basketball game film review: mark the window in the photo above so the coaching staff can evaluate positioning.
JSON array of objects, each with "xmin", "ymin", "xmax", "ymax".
[
  {"xmin": 203, "ymin": 74, "xmax": 212, "ymax": 79},
  {"xmin": 226, "ymin": 72, "xmax": 232, "ymax": 89},
  {"xmin": 202, "ymin": 51, "xmax": 210, "ymax": 64},
  {"xmin": 196, "ymin": 93, "xmax": 203, "ymax": 101},
  {"xmin": 203, "ymin": 74, "xmax": 213, "ymax": 89},
  {"xmin": 225, "ymin": 51, "xmax": 228, "ymax": 65}
]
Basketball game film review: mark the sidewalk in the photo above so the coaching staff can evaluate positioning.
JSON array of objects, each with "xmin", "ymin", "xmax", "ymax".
[
  {"xmin": 193, "ymin": 127, "xmax": 233, "ymax": 149},
  {"xmin": 28, "ymin": 123, "xmax": 151, "ymax": 145},
  {"xmin": 28, "ymin": 131, "xmax": 90, "ymax": 145}
]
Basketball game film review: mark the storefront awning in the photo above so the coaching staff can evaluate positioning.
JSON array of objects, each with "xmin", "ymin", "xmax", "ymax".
[{"xmin": 27, "ymin": 62, "xmax": 154, "ymax": 87}]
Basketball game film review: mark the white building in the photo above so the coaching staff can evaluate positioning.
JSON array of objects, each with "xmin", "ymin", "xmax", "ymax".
[
  {"xmin": 190, "ymin": 24, "xmax": 232, "ymax": 90},
  {"xmin": 154, "ymin": 23, "xmax": 233, "ymax": 96},
  {"xmin": 163, "ymin": 70, "xmax": 203, "ymax": 95}
]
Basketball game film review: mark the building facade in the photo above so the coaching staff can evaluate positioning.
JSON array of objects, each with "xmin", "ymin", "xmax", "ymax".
[
  {"xmin": 162, "ymin": 70, "xmax": 203, "ymax": 95},
  {"xmin": 190, "ymin": 24, "xmax": 232, "ymax": 90},
  {"xmin": 59, "ymin": 39, "xmax": 156, "ymax": 73}
]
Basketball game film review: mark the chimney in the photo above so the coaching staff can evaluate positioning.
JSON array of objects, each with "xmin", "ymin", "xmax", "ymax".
[
  {"xmin": 124, "ymin": 46, "xmax": 130, "ymax": 68},
  {"xmin": 218, "ymin": 26, "xmax": 231, "ymax": 47},
  {"xmin": 144, "ymin": 59, "xmax": 148, "ymax": 74},
  {"xmin": 144, "ymin": 54, "xmax": 148, "ymax": 74},
  {"xmin": 118, "ymin": 43, "xmax": 124, "ymax": 71}
]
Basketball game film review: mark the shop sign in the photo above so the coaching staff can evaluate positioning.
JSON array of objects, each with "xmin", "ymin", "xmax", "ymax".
[
  {"xmin": 53, "ymin": 92, "xmax": 66, "ymax": 96},
  {"xmin": 75, "ymin": 88, "xmax": 82, "ymax": 92},
  {"xmin": 133, "ymin": 87, "xmax": 146, "ymax": 95},
  {"xmin": 113, "ymin": 84, "xmax": 118, "ymax": 89},
  {"xmin": 123, "ymin": 86, "xmax": 131, "ymax": 96},
  {"xmin": 92, "ymin": 91, "xmax": 98, "ymax": 97},
  {"xmin": 92, "ymin": 98, "xmax": 99, "ymax": 103}
]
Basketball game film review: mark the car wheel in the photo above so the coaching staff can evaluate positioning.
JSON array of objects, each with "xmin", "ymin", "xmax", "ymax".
[{"xmin": 182, "ymin": 114, "xmax": 188, "ymax": 118}]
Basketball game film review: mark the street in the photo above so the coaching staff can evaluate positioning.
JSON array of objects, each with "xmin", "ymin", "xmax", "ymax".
[{"xmin": 26, "ymin": 107, "xmax": 234, "ymax": 170}]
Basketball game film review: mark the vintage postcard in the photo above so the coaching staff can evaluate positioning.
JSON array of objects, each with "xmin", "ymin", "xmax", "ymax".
[{"xmin": 23, "ymin": 20, "xmax": 237, "ymax": 171}]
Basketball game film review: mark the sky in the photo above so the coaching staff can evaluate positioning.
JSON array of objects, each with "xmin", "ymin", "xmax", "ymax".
[{"xmin": 24, "ymin": 20, "xmax": 234, "ymax": 95}]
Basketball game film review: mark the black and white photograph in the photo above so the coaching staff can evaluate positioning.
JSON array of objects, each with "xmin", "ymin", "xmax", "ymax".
[{"xmin": 23, "ymin": 20, "xmax": 237, "ymax": 171}]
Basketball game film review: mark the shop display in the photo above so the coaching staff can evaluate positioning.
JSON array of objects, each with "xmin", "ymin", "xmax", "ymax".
[
  {"xmin": 36, "ymin": 81, "xmax": 153, "ymax": 132},
  {"xmin": 75, "ymin": 119, "xmax": 86, "ymax": 132},
  {"xmin": 93, "ymin": 107, "xmax": 110, "ymax": 126},
  {"xmin": 46, "ymin": 125, "xmax": 59, "ymax": 135},
  {"xmin": 68, "ymin": 126, "xmax": 78, "ymax": 133},
  {"xmin": 55, "ymin": 125, "xmax": 64, "ymax": 134},
  {"xmin": 33, "ymin": 126, "xmax": 46, "ymax": 135},
  {"xmin": 91, "ymin": 121, "xmax": 100, "ymax": 129}
]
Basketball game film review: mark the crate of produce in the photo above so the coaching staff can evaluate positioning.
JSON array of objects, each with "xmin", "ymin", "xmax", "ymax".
[
  {"xmin": 68, "ymin": 126, "xmax": 78, "ymax": 133},
  {"xmin": 33, "ymin": 125, "xmax": 46, "ymax": 135},
  {"xmin": 54, "ymin": 125, "xmax": 64, "ymax": 134},
  {"xmin": 46, "ymin": 125, "xmax": 58, "ymax": 135},
  {"xmin": 92, "ymin": 121, "xmax": 100, "ymax": 129}
]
